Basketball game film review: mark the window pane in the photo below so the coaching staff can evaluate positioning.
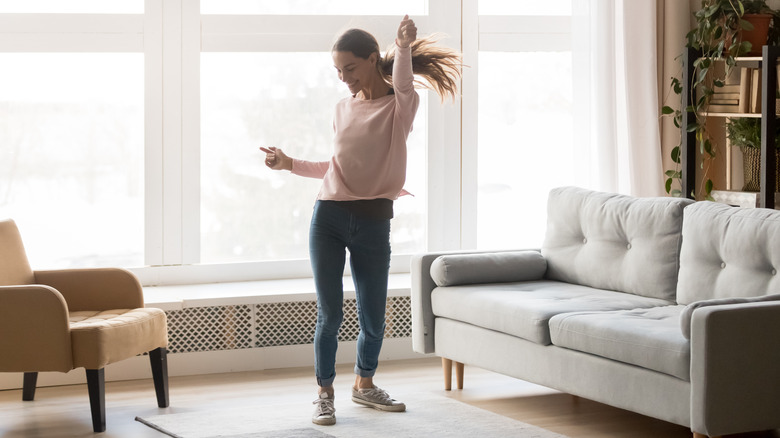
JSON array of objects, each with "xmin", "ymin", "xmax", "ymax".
[
  {"xmin": 479, "ymin": 0, "xmax": 570, "ymax": 16},
  {"xmin": 202, "ymin": 0, "xmax": 425, "ymax": 15},
  {"xmin": 0, "ymin": 0, "xmax": 142, "ymax": 13},
  {"xmin": 201, "ymin": 53, "xmax": 426, "ymax": 264},
  {"xmin": 477, "ymin": 52, "xmax": 574, "ymax": 250},
  {"xmin": 0, "ymin": 53, "xmax": 144, "ymax": 268}
]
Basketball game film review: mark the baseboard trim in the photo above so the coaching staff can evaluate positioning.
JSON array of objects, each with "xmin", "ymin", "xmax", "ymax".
[{"xmin": 0, "ymin": 338, "xmax": 422, "ymax": 390}]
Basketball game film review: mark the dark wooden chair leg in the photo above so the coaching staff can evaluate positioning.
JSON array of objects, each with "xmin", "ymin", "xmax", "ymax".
[
  {"xmin": 86, "ymin": 368, "xmax": 106, "ymax": 433},
  {"xmin": 22, "ymin": 372, "xmax": 38, "ymax": 401},
  {"xmin": 149, "ymin": 347, "xmax": 169, "ymax": 408}
]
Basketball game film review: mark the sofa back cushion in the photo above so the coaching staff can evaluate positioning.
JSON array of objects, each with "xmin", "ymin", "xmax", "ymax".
[
  {"xmin": 677, "ymin": 201, "xmax": 780, "ymax": 305},
  {"xmin": 541, "ymin": 187, "xmax": 693, "ymax": 301}
]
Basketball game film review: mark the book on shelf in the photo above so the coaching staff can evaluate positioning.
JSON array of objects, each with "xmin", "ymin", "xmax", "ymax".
[
  {"xmin": 739, "ymin": 67, "xmax": 751, "ymax": 113},
  {"xmin": 725, "ymin": 65, "xmax": 741, "ymax": 84},
  {"xmin": 706, "ymin": 104, "xmax": 740, "ymax": 113},
  {"xmin": 716, "ymin": 84, "xmax": 741, "ymax": 94},
  {"xmin": 710, "ymin": 99, "xmax": 739, "ymax": 105},
  {"xmin": 712, "ymin": 92, "xmax": 740, "ymax": 100},
  {"xmin": 751, "ymin": 68, "xmax": 762, "ymax": 113}
]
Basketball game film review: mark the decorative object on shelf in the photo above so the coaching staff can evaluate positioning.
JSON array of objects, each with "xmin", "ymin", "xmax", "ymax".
[
  {"xmin": 725, "ymin": 116, "xmax": 780, "ymax": 191},
  {"xmin": 711, "ymin": 189, "xmax": 761, "ymax": 207},
  {"xmin": 662, "ymin": 0, "xmax": 780, "ymax": 199},
  {"xmin": 741, "ymin": 0, "xmax": 775, "ymax": 55},
  {"xmin": 711, "ymin": 189, "xmax": 780, "ymax": 207}
]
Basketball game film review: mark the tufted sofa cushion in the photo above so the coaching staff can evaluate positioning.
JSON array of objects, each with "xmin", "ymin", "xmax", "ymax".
[
  {"xmin": 541, "ymin": 187, "xmax": 693, "ymax": 301},
  {"xmin": 677, "ymin": 201, "xmax": 780, "ymax": 305}
]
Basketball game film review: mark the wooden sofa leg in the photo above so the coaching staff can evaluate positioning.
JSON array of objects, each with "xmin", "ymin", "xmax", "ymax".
[
  {"xmin": 22, "ymin": 372, "xmax": 38, "ymax": 401},
  {"xmin": 86, "ymin": 368, "xmax": 106, "ymax": 433},
  {"xmin": 455, "ymin": 361, "xmax": 464, "ymax": 390},
  {"xmin": 149, "ymin": 347, "xmax": 170, "ymax": 408},
  {"xmin": 442, "ymin": 358, "xmax": 452, "ymax": 390}
]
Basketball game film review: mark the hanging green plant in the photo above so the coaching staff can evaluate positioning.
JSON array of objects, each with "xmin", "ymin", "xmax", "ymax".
[{"xmin": 662, "ymin": 0, "xmax": 778, "ymax": 199}]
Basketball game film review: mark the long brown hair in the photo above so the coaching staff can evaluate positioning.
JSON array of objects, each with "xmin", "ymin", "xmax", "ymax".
[{"xmin": 332, "ymin": 29, "xmax": 462, "ymax": 102}]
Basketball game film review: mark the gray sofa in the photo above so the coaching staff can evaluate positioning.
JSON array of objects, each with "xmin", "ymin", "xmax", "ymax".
[{"xmin": 411, "ymin": 186, "xmax": 780, "ymax": 438}]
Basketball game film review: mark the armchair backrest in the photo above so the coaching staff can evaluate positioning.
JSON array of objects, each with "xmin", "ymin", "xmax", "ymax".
[{"xmin": 0, "ymin": 219, "xmax": 35, "ymax": 286}]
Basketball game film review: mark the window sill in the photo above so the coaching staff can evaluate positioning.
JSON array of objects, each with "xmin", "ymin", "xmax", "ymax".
[{"xmin": 142, "ymin": 273, "xmax": 411, "ymax": 311}]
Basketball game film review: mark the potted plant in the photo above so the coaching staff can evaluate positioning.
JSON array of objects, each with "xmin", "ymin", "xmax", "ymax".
[
  {"xmin": 663, "ymin": 0, "xmax": 778, "ymax": 198},
  {"xmin": 742, "ymin": 0, "xmax": 775, "ymax": 55},
  {"xmin": 725, "ymin": 116, "xmax": 780, "ymax": 191}
]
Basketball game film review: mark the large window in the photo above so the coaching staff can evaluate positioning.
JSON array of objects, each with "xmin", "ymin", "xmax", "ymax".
[
  {"xmin": 476, "ymin": 52, "xmax": 573, "ymax": 249},
  {"xmin": 200, "ymin": 51, "xmax": 428, "ymax": 262},
  {"xmin": 469, "ymin": 3, "xmax": 574, "ymax": 250},
  {"xmin": 200, "ymin": 1, "xmax": 425, "ymax": 15},
  {"xmin": 0, "ymin": 1, "xmax": 142, "ymax": 14},
  {"xmin": 0, "ymin": 53, "xmax": 144, "ymax": 268},
  {"xmin": 1, "ymin": 1, "xmax": 574, "ymax": 283}
]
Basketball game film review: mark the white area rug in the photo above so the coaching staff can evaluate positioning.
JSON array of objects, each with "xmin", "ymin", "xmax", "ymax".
[{"xmin": 136, "ymin": 392, "xmax": 568, "ymax": 438}]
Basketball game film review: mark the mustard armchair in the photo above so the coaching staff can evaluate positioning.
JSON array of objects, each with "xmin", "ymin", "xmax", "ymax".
[{"xmin": 0, "ymin": 219, "xmax": 169, "ymax": 432}]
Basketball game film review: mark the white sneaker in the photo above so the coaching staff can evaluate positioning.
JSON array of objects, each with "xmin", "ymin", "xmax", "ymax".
[
  {"xmin": 351, "ymin": 386, "xmax": 406, "ymax": 412},
  {"xmin": 312, "ymin": 391, "xmax": 336, "ymax": 425}
]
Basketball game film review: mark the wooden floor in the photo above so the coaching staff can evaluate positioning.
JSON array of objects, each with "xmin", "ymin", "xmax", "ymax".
[{"xmin": 0, "ymin": 357, "xmax": 778, "ymax": 438}]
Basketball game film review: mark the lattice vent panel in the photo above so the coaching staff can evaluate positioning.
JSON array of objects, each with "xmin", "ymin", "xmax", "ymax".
[
  {"xmin": 255, "ymin": 296, "xmax": 412, "ymax": 348},
  {"xmin": 166, "ymin": 305, "xmax": 254, "ymax": 353},
  {"xmin": 254, "ymin": 300, "xmax": 318, "ymax": 348},
  {"xmin": 164, "ymin": 296, "xmax": 412, "ymax": 353},
  {"xmin": 385, "ymin": 296, "xmax": 412, "ymax": 338}
]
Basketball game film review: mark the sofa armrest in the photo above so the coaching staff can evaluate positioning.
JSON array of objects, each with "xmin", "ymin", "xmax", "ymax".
[
  {"xmin": 680, "ymin": 293, "xmax": 780, "ymax": 339},
  {"xmin": 0, "ymin": 285, "xmax": 74, "ymax": 372},
  {"xmin": 35, "ymin": 267, "xmax": 144, "ymax": 312},
  {"xmin": 690, "ymin": 301, "xmax": 780, "ymax": 437},
  {"xmin": 410, "ymin": 249, "xmax": 540, "ymax": 355}
]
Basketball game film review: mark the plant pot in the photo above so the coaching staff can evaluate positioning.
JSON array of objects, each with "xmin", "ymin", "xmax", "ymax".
[
  {"xmin": 741, "ymin": 14, "xmax": 772, "ymax": 56},
  {"xmin": 741, "ymin": 146, "xmax": 761, "ymax": 191},
  {"xmin": 739, "ymin": 146, "xmax": 780, "ymax": 192}
]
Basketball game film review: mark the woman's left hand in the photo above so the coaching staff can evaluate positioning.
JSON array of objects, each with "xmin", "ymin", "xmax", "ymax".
[{"xmin": 396, "ymin": 14, "xmax": 417, "ymax": 48}]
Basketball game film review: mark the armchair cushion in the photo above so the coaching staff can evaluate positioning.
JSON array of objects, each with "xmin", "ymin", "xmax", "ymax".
[
  {"xmin": 70, "ymin": 308, "xmax": 168, "ymax": 370},
  {"xmin": 430, "ymin": 251, "xmax": 546, "ymax": 287}
]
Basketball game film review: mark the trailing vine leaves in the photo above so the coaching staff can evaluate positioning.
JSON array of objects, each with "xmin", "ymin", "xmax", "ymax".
[{"xmin": 662, "ymin": 0, "xmax": 760, "ymax": 199}]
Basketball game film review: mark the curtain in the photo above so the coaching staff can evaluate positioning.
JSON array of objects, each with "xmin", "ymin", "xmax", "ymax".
[
  {"xmin": 660, "ymin": 0, "xmax": 694, "ymax": 193},
  {"xmin": 573, "ymin": 0, "xmax": 675, "ymax": 197}
]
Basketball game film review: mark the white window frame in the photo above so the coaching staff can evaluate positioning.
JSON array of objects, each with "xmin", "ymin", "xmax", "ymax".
[
  {"xmin": 0, "ymin": 1, "xmax": 572, "ymax": 286},
  {"xmin": 0, "ymin": 0, "xmax": 463, "ymax": 286}
]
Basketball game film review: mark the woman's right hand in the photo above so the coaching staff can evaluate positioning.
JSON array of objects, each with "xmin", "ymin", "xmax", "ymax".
[{"xmin": 259, "ymin": 146, "xmax": 293, "ymax": 171}]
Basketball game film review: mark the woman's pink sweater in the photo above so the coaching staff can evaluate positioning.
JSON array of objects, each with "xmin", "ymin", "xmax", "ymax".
[{"xmin": 291, "ymin": 44, "xmax": 420, "ymax": 200}]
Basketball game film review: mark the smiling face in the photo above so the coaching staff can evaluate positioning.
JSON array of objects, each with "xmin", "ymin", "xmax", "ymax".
[{"xmin": 332, "ymin": 50, "xmax": 378, "ymax": 97}]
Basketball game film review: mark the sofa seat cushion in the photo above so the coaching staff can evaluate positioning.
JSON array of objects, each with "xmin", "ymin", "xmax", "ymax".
[
  {"xmin": 549, "ymin": 305, "xmax": 690, "ymax": 380},
  {"xmin": 430, "ymin": 280, "xmax": 672, "ymax": 345},
  {"xmin": 69, "ymin": 308, "xmax": 168, "ymax": 370}
]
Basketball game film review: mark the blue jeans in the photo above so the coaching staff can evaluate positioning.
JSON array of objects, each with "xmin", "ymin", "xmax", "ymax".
[{"xmin": 310, "ymin": 200, "xmax": 391, "ymax": 388}]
